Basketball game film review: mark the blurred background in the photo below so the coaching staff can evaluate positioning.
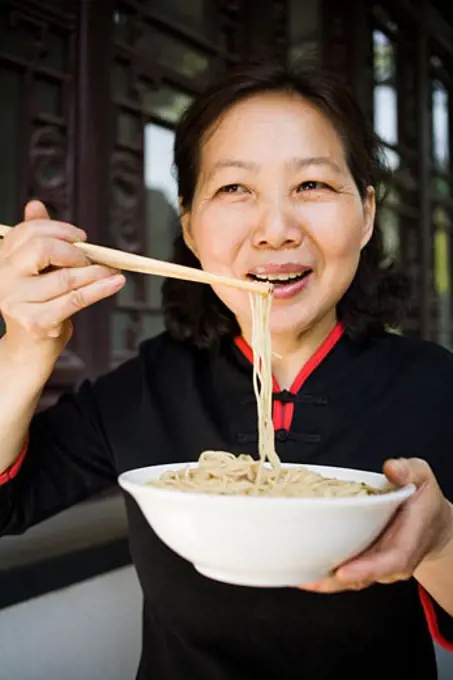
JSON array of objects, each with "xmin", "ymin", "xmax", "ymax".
[{"xmin": 0, "ymin": 1, "xmax": 452, "ymax": 678}]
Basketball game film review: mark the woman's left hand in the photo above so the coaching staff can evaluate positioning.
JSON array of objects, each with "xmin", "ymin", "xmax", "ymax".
[{"xmin": 298, "ymin": 458, "xmax": 453, "ymax": 594}]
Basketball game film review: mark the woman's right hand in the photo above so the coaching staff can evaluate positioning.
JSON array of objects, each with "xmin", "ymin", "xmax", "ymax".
[{"xmin": 0, "ymin": 201, "xmax": 125, "ymax": 360}]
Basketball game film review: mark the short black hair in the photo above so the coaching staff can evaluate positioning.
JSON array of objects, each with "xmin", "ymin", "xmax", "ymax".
[{"xmin": 162, "ymin": 61, "xmax": 411, "ymax": 348}]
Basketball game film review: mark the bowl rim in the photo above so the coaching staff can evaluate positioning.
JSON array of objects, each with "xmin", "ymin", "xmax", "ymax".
[{"xmin": 118, "ymin": 462, "xmax": 416, "ymax": 507}]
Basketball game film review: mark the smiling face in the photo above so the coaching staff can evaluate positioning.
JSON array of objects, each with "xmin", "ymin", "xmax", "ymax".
[{"xmin": 181, "ymin": 92, "xmax": 375, "ymax": 342}]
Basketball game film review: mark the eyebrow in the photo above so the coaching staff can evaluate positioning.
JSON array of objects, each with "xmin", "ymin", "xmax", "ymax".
[
  {"xmin": 209, "ymin": 156, "xmax": 343, "ymax": 177},
  {"xmin": 288, "ymin": 156, "xmax": 343, "ymax": 173},
  {"xmin": 210, "ymin": 159, "xmax": 259, "ymax": 175}
]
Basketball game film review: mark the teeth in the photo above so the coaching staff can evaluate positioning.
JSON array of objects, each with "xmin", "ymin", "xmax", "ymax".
[{"xmin": 253, "ymin": 272, "xmax": 302, "ymax": 281}]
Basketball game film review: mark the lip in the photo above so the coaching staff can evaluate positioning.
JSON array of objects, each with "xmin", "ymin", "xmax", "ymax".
[
  {"xmin": 249, "ymin": 263, "xmax": 313, "ymax": 276},
  {"xmin": 271, "ymin": 272, "xmax": 313, "ymax": 299},
  {"xmin": 247, "ymin": 262, "xmax": 314, "ymax": 300}
]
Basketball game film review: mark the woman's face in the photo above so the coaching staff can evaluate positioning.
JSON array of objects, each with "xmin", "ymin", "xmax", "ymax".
[{"xmin": 181, "ymin": 92, "xmax": 375, "ymax": 341}]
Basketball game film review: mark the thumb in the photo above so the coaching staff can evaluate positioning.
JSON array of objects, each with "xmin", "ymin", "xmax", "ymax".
[
  {"xmin": 383, "ymin": 457, "xmax": 432, "ymax": 489},
  {"xmin": 24, "ymin": 200, "xmax": 51, "ymax": 222}
]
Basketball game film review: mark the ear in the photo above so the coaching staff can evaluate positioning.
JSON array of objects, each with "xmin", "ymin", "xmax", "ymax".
[
  {"xmin": 360, "ymin": 186, "xmax": 376, "ymax": 249},
  {"xmin": 180, "ymin": 206, "xmax": 199, "ymax": 258}
]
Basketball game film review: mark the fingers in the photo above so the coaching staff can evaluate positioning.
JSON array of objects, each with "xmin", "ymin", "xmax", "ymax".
[
  {"xmin": 336, "ymin": 511, "xmax": 423, "ymax": 584},
  {"xmin": 0, "ymin": 203, "xmax": 124, "ymax": 347},
  {"xmin": 298, "ymin": 562, "xmax": 409, "ymax": 593},
  {"xmin": 297, "ymin": 575, "xmax": 371, "ymax": 594},
  {"xmin": 384, "ymin": 457, "xmax": 433, "ymax": 489},
  {"xmin": 12, "ymin": 274, "xmax": 125, "ymax": 339},
  {"xmin": 298, "ymin": 576, "xmax": 343, "ymax": 593},
  {"xmin": 4, "ymin": 236, "xmax": 91, "ymax": 275},
  {"xmin": 17, "ymin": 265, "xmax": 120, "ymax": 302},
  {"xmin": 334, "ymin": 479, "xmax": 436, "ymax": 585},
  {"xmin": 2, "ymin": 220, "xmax": 87, "ymax": 260},
  {"xmin": 297, "ymin": 460, "xmax": 449, "ymax": 595},
  {"xmin": 35, "ymin": 274, "xmax": 126, "ymax": 326},
  {"xmin": 336, "ymin": 551, "xmax": 414, "ymax": 586}
]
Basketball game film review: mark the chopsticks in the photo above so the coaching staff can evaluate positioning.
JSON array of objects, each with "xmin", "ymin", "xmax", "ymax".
[{"xmin": 0, "ymin": 224, "xmax": 272, "ymax": 296}]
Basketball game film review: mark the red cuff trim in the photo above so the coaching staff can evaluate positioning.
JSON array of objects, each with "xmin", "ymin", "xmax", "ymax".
[
  {"xmin": 418, "ymin": 584, "xmax": 453, "ymax": 651},
  {"xmin": 0, "ymin": 438, "xmax": 28, "ymax": 486}
]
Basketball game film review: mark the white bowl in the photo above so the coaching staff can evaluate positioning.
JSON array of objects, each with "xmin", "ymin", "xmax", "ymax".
[{"xmin": 118, "ymin": 463, "xmax": 415, "ymax": 587}]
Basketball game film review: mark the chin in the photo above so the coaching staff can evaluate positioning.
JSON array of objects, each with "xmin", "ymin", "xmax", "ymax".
[
  {"xmin": 271, "ymin": 300, "xmax": 336, "ymax": 335},
  {"xmin": 269, "ymin": 314, "xmax": 311, "ymax": 338}
]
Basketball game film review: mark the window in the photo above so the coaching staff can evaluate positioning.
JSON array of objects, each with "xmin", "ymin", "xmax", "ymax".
[
  {"xmin": 0, "ymin": 4, "xmax": 76, "ymax": 346},
  {"xmin": 109, "ymin": 0, "xmax": 243, "ymax": 364},
  {"xmin": 371, "ymin": 20, "xmax": 408, "ymax": 282},
  {"xmin": 373, "ymin": 29, "xmax": 399, "ymax": 170},
  {"xmin": 430, "ymin": 56, "xmax": 453, "ymax": 348},
  {"xmin": 368, "ymin": 3, "xmax": 451, "ymax": 340}
]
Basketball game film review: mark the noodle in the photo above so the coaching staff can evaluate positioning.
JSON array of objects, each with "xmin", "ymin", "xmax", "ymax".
[
  {"xmin": 151, "ymin": 450, "xmax": 387, "ymax": 497},
  {"xmin": 250, "ymin": 291, "xmax": 280, "ymax": 482},
  {"xmin": 151, "ymin": 289, "xmax": 389, "ymax": 498}
]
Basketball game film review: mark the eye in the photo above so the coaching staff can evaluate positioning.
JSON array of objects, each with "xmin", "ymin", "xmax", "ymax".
[
  {"xmin": 218, "ymin": 183, "xmax": 247, "ymax": 194},
  {"xmin": 296, "ymin": 181, "xmax": 330, "ymax": 192}
]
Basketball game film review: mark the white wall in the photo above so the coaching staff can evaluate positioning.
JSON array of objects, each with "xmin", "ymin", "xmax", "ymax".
[{"xmin": 0, "ymin": 566, "xmax": 142, "ymax": 680}]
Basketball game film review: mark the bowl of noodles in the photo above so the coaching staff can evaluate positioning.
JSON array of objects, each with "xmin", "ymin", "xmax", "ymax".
[
  {"xmin": 118, "ymin": 454, "xmax": 415, "ymax": 587},
  {"xmin": 118, "ymin": 289, "xmax": 414, "ymax": 586}
]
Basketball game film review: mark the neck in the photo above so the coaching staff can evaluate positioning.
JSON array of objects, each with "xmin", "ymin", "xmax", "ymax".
[{"xmin": 270, "ymin": 312, "xmax": 339, "ymax": 389}]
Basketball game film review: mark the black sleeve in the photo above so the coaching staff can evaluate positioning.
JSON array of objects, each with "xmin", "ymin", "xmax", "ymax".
[{"xmin": 0, "ymin": 378, "xmax": 117, "ymax": 536}]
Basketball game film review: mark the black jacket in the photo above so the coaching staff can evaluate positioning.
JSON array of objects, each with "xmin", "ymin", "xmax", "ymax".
[{"xmin": 1, "ymin": 325, "xmax": 452, "ymax": 679}]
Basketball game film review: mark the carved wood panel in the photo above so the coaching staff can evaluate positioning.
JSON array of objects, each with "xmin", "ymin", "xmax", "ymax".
[{"xmin": 0, "ymin": 0, "xmax": 85, "ymax": 406}]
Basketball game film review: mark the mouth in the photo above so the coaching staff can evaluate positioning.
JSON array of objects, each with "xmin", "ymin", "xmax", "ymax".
[
  {"xmin": 246, "ymin": 265, "xmax": 314, "ymax": 299},
  {"xmin": 247, "ymin": 270, "xmax": 312, "ymax": 287}
]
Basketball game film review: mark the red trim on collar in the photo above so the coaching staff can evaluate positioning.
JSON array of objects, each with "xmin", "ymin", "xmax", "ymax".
[
  {"xmin": 234, "ymin": 322, "xmax": 345, "ymax": 430},
  {"xmin": 285, "ymin": 322, "xmax": 345, "ymax": 395},
  {"xmin": 234, "ymin": 335, "xmax": 281, "ymax": 393},
  {"xmin": 0, "ymin": 438, "xmax": 28, "ymax": 486}
]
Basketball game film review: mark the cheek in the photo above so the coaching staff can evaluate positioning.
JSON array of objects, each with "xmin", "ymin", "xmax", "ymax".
[
  {"xmin": 190, "ymin": 203, "xmax": 255, "ymax": 323},
  {"xmin": 307, "ymin": 202, "xmax": 365, "ymax": 268},
  {"xmin": 192, "ymin": 202, "xmax": 252, "ymax": 269}
]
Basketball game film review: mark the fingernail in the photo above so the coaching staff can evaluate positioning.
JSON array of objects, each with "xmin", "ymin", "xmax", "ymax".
[
  {"xmin": 387, "ymin": 458, "xmax": 408, "ymax": 478},
  {"xmin": 395, "ymin": 459, "xmax": 409, "ymax": 476}
]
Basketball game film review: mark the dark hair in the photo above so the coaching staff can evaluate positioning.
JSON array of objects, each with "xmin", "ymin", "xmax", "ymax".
[{"xmin": 162, "ymin": 61, "xmax": 410, "ymax": 347}]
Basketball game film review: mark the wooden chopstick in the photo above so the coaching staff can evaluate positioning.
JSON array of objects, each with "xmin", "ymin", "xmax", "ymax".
[{"xmin": 0, "ymin": 224, "xmax": 272, "ymax": 296}]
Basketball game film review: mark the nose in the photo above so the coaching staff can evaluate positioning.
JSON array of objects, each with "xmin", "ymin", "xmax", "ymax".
[{"xmin": 252, "ymin": 200, "xmax": 303, "ymax": 250}]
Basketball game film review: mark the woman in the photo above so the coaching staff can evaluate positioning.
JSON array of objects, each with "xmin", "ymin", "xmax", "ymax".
[{"xmin": 0, "ymin": 62, "xmax": 452, "ymax": 680}]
